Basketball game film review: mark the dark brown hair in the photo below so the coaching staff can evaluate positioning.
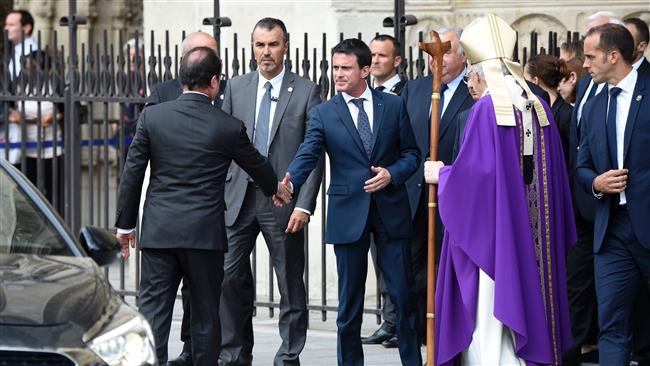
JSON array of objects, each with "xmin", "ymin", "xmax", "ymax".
[{"xmin": 526, "ymin": 54, "xmax": 567, "ymax": 89}]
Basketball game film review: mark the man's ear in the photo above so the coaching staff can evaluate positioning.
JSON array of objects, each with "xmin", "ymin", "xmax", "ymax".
[{"xmin": 211, "ymin": 74, "xmax": 220, "ymax": 90}]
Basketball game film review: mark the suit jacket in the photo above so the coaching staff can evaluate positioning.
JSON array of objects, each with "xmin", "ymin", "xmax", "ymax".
[
  {"xmin": 576, "ymin": 73, "xmax": 650, "ymax": 252},
  {"xmin": 115, "ymin": 93, "xmax": 277, "ymax": 251},
  {"xmin": 551, "ymin": 96, "xmax": 573, "ymax": 167},
  {"xmin": 288, "ymin": 89, "xmax": 420, "ymax": 244},
  {"xmin": 569, "ymin": 75, "xmax": 598, "ymax": 221},
  {"xmin": 452, "ymin": 108, "xmax": 471, "ymax": 161},
  {"xmin": 222, "ymin": 70, "xmax": 322, "ymax": 227},
  {"xmin": 401, "ymin": 75, "xmax": 474, "ymax": 218},
  {"xmin": 146, "ymin": 78, "xmax": 226, "ymax": 108}
]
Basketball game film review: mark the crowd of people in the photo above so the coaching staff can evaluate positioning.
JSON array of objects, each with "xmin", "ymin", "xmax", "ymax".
[{"xmin": 3, "ymin": 7, "xmax": 649, "ymax": 366}]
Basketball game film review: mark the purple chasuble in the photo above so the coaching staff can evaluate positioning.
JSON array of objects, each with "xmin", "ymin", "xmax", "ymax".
[{"xmin": 434, "ymin": 95, "xmax": 576, "ymax": 366}]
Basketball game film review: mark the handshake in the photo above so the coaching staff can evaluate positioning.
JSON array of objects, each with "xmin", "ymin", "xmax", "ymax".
[{"xmin": 273, "ymin": 172, "xmax": 293, "ymax": 207}]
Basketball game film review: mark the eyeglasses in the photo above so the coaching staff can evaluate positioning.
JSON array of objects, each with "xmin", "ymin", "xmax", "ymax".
[{"xmin": 462, "ymin": 75, "xmax": 470, "ymax": 84}]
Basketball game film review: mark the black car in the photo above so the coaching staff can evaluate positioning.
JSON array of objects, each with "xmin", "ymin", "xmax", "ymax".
[{"xmin": 0, "ymin": 159, "xmax": 156, "ymax": 365}]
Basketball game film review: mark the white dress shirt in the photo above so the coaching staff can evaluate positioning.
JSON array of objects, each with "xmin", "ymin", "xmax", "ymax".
[
  {"xmin": 9, "ymin": 37, "xmax": 37, "ymax": 77},
  {"xmin": 374, "ymin": 73, "xmax": 401, "ymax": 93},
  {"xmin": 441, "ymin": 68, "xmax": 467, "ymax": 116},
  {"xmin": 632, "ymin": 56, "xmax": 645, "ymax": 71},
  {"xmin": 254, "ymin": 67, "xmax": 285, "ymax": 146},
  {"xmin": 607, "ymin": 68, "xmax": 637, "ymax": 205},
  {"xmin": 341, "ymin": 84, "xmax": 374, "ymax": 132}
]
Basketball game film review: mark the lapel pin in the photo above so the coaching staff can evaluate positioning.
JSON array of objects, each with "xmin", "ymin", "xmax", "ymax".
[
  {"xmin": 287, "ymin": 86, "xmax": 293, "ymax": 92},
  {"xmin": 636, "ymin": 95, "xmax": 642, "ymax": 102}
]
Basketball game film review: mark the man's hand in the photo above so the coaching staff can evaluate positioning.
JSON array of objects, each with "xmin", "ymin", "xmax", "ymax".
[
  {"xmin": 424, "ymin": 160, "xmax": 445, "ymax": 184},
  {"xmin": 285, "ymin": 210, "xmax": 309, "ymax": 234},
  {"xmin": 8, "ymin": 110, "xmax": 21, "ymax": 123},
  {"xmin": 116, "ymin": 231, "xmax": 136, "ymax": 259},
  {"xmin": 364, "ymin": 166, "xmax": 392, "ymax": 193},
  {"xmin": 273, "ymin": 172, "xmax": 293, "ymax": 207},
  {"xmin": 593, "ymin": 169, "xmax": 628, "ymax": 194},
  {"xmin": 41, "ymin": 114, "xmax": 53, "ymax": 128}
]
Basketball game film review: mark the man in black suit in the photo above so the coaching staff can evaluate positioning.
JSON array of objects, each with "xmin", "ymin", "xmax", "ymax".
[
  {"xmin": 143, "ymin": 31, "xmax": 227, "ymax": 366},
  {"xmin": 115, "ymin": 47, "xmax": 290, "ymax": 366},
  {"xmin": 219, "ymin": 18, "xmax": 322, "ymax": 366},
  {"xmin": 625, "ymin": 17, "xmax": 650, "ymax": 77},
  {"xmin": 146, "ymin": 31, "xmax": 226, "ymax": 109},
  {"xmin": 361, "ymin": 33, "xmax": 407, "ymax": 348},
  {"xmin": 398, "ymin": 27, "xmax": 474, "ymax": 345}
]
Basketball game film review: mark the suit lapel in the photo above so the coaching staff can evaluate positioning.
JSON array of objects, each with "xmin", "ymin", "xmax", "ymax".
[
  {"xmin": 269, "ymin": 72, "xmax": 295, "ymax": 144},
  {"xmin": 590, "ymin": 93, "xmax": 610, "ymax": 167},
  {"xmin": 370, "ymin": 89, "xmax": 384, "ymax": 155},
  {"xmin": 440, "ymin": 84, "xmax": 469, "ymax": 139},
  {"xmin": 623, "ymin": 77, "xmax": 645, "ymax": 163},
  {"xmin": 244, "ymin": 72, "xmax": 259, "ymax": 139},
  {"xmin": 334, "ymin": 94, "xmax": 367, "ymax": 158}
]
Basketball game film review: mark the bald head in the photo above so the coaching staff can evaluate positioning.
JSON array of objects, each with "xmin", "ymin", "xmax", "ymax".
[{"xmin": 181, "ymin": 32, "xmax": 218, "ymax": 56}]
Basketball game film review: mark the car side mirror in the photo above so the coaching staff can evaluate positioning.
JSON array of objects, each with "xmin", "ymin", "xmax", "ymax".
[{"xmin": 79, "ymin": 226, "xmax": 121, "ymax": 266}]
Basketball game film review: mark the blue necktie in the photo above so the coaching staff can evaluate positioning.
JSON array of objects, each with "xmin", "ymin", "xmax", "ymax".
[
  {"xmin": 351, "ymin": 98, "xmax": 372, "ymax": 157},
  {"xmin": 606, "ymin": 86, "xmax": 622, "ymax": 170},
  {"xmin": 439, "ymin": 83, "xmax": 449, "ymax": 118},
  {"xmin": 254, "ymin": 81, "xmax": 272, "ymax": 156}
]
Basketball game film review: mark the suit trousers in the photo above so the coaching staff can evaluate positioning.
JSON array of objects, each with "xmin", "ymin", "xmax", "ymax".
[
  {"xmin": 219, "ymin": 184, "xmax": 308, "ymax": 366},
  {"xmin": 368, "ymin": 240, "xmax": 397, "ymax": 334},
  {"xmin": 139, "ymin": 248, "xmax": 224, "ymax": 366},
  {"xmin": 595, "ymin": 208, "xmax": 650, "ymax": 366},
  {"xmin": 565, "ymin": 216, "xmax": 598, "ymax": 354},
  {"xmin": 333, "ymin": 201, "xmax": 421, "ymax": 366}
]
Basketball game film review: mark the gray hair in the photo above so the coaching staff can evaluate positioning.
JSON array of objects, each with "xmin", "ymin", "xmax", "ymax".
[
  {"xmin": 123, "ymin": 37, "xmax": 144, "ymax": 53},
  {"xmin": 437, "ymin": 27, "xmax": 465, "ymax": 56},
  {"xmin": 470, "ymin": 62, "xmax": 485, "ymax": 79},
  {"xmin": 586, "ymin": 11, "xmax": 624, "ymax": 25}
]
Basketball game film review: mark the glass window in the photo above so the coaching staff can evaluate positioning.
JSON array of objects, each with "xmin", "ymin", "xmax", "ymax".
[{"xmin": 0, "ymin": 169, "xmax": 72, "ymax": 256}]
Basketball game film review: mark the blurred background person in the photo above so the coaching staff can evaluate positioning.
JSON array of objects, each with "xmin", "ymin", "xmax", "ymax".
[
  {"xmin": 524, "ymin": 54, "xmax": 572, "ymax": 161},
  {"xmin": 559, "ymin": 40, "xmax": 584, "ymax": 62},
  {"xmin": 557, "ymin": 57, "xmax": 587, "ymax": 106}
]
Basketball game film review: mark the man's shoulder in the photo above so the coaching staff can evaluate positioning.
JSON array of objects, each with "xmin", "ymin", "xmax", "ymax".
[
  {"xmin": 285, "ymin": 71, "xmax": 318, "ymax": 88},
  {"xmin": 227, "ymin": 71, "xmax": 256, "ymax": 88}
]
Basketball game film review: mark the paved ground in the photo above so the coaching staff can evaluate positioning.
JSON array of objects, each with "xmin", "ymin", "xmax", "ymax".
[{"xmin": 164, "ymin": 298, "xmax": 426, "ymax": 365}]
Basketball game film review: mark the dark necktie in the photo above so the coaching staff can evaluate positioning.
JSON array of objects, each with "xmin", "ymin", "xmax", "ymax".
[
  {"xmin": 254, "ymin": 81, "xmax": 272, "ymax": 156},
  {"xmin": 439, "ymin": 83, "xmax": 449, "ymax": 118},
  {"xmin": 606, "ymin": 86, "xmax": 622, "ymax": 170},
  {"xmin": 376, "ymin": 85, "xmax": 386, "ymax": 92},
  {"xmin": 351, "ymin": 98, "xmax": 373, "ymax": 157}
]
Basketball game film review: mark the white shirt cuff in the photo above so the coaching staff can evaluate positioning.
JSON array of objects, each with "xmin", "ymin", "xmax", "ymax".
[
  {"xmin": 294, "ymin": 207, "xmax": 312, "ymax": 216},
  {"xmin": 117, "ymin": 228, "xmax": 136, "ymax": 234}
]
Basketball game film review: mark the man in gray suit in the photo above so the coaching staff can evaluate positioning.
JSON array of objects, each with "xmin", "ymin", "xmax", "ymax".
[{"xmin": 219, "ymin": 18, "xmax": 322, "ymax": 366}]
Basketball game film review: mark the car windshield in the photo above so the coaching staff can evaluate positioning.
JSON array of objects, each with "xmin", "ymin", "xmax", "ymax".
[{"xmin": 0, "ymin": 169, "xmax": 73, "ymax": 256}]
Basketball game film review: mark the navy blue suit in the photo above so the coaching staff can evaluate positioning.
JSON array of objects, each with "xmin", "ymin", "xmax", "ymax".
[
  {"xmin": 576, "ymin": 72, "xmax": 650, "ymax": 365},
  {"xmin": 288, "ymin": 88, "xmax": 421, "ymax": 365}
]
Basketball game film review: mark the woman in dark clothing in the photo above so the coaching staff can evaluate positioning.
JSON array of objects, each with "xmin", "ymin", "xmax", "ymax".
[{"xmin": 524, "ymin": 54, "xmax": 573, "ymax": 164}]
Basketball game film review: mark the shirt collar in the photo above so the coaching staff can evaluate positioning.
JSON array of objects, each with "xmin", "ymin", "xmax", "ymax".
[
  {"xmin": 183, "ymin": 90, "xmax": 210, "ymax": 98},
  {"xmin": 258, "ymin": 67, "xmax": 285, "ymax": 92},
  {"xmin": 610, "ymin": 68, "xmax": 637, "ymax": 95},
  {"xmin": 375, "ymin": 73, "xmax": 401, "ymax": 92},
  {"xmin": 342, "ymin": 83, "xmax": 373, "ymax": 104},
  {"xmin": 632, "ymin": 57, "xmax": 645, "ymax": 71},
  {"xmin": 446, "ymin": 68, "xmax": 466, "ymax": 92}
]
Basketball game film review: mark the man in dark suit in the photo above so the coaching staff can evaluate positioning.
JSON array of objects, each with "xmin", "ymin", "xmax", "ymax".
[
  {"xmin": 218, "ymin": 18, "xmax": 322, "ymax": 366},
  {"xmin": 146, "ymin": 31, "xmax": 225, "ymax": 110},
  {"xmin": 361, "ymin": 33, "xmax": 407, "ymax": 348},
  {"xmin": 577, "ymin": 23, "xmax": 650, "ymax": 366},
  {"xmin": 625, "ymin": 17, "xmax": 650, "ymax": 76},
  {"xmin": 114, "ymin": 47, "xmax": 289, "ymax": 366},
  {"xmin": 400, "ymin": 27, "xmax": 474, "ymax": 344},
  {"xmin": 142, "ymin": 31, "xmax": 226, "ymax": 366},
  {"xmin": 287, "ymin": 38, "xmax": 421, "ymax": 366}
]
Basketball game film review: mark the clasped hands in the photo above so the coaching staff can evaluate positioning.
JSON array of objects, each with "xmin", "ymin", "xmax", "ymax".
[{"xmin": 273, "ymin": 172, "xmax": 293, "ymax": 207}]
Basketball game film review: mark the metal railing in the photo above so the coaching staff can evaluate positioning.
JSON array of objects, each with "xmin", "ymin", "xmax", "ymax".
[{"xmin": 1, "ymin": 22, "xmax": 578, "ymax": 324}]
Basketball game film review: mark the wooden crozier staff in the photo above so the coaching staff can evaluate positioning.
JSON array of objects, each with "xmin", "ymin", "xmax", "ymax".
[{"xmin": 419, "ymin": 30, "xmax": 450, "ymax": 366}]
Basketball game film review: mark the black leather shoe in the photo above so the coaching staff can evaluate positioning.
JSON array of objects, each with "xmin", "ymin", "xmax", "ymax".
[
  {"xmin": 381, "ymin": 335, "xmax": 398, "ymax": 348},
  {"xmin": 361, "ymin": 328, "xmax": 394, "ymax": 344},
  {"xmin": 167, "ymin": 351, "xmax": 192, "ymax": 366}
]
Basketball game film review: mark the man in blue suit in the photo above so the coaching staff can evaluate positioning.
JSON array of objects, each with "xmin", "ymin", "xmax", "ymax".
[
  {"xmin": 287, "ymin": 38, "xmax": 421, "ymax": 366},
  {"xmin": 577, "ymin": 23, "xmax": 650, "ymax": 366}
]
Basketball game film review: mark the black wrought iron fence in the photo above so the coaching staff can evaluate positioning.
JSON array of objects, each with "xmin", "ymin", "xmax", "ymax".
[{"xmin": 0, "ymin": 26, "xmax": 578, "ymax": 324}]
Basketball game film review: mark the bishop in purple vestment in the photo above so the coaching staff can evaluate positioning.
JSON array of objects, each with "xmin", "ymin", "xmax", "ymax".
[{"xmin": 424, "ymin": 15, "xmax": 577, "ymax": 366}]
